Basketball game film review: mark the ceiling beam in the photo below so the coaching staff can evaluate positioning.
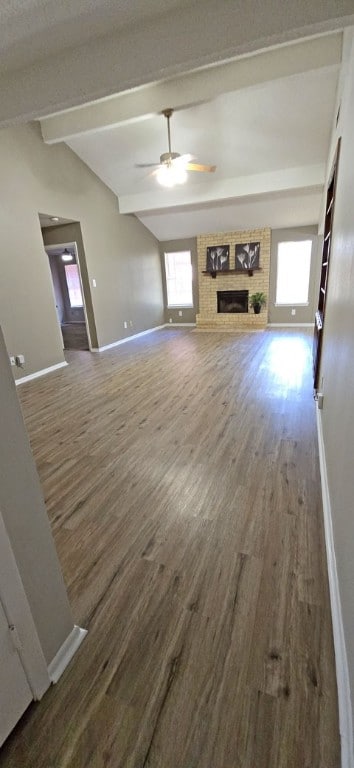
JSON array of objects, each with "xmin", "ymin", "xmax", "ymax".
[
  {"xmin": 137, "ymin": 189, "xmax": 322, "ymax": 240},
  {"xmin": 0, "ymin": 0, "xmax": 351, "ymax": 127},
  {"xmin": 41, "ymin": 35, "xmax": 342, "ymax": 144},
  {"xmin": 118, "ymin": 164, "xmax": 325, "ymax": 215}
]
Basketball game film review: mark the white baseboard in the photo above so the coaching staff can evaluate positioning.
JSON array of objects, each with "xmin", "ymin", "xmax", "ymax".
[
  {"xmin": 165, "ymin": 323, "xmax": 196, "ymax": 327},
  {"xmin": 316, "ymin": 408, "xmax": 354, "ymax": 768},
  {"xmin": 95, "ymin": 324, "xmax": 166, "ymax": 351},
  {"xmin": 267, "ymin": 322, "xmax": 314, "ymax": 327},
  {"xmin": 15, "ymin": 361, "xmax": 68, "ymax": 385},
  {"xmin": 48, "ymin": 625, "xmax": 87, "ymax": 684}
]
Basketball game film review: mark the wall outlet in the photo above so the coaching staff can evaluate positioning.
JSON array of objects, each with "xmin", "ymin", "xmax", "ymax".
[
  {"xmin": 15, "ymin": 354, "xmax": 25, "ymax": 367},
  {"xmin": 291, "ymin": 309, "xmax": 296, "ymax": 316},
  {"xmin": 92, "ymin": 278, "xmax": 97, "ymax": 288},
  {"xmin": 169, "ymin": 318, "xmax": 172, "ymax": 323},
  {"xmin": 178, "ymin": 310, "xmax": 183, "ymax": 317},
  {"xmin": 123, "ymin": 321, "xmax": 128, "ymax": 329},
  {"xmin": 9, "ymin": 356, "xmax": 16, "ymax": 366},
  {"xmin": 129, "ymin": 320, "xmax": 133, "ymax": 327}
]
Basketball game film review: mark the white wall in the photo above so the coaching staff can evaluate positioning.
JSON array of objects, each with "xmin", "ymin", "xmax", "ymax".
[{"xmin": 319, "ymin": 28, "xmax": 354, "ymax": 744}]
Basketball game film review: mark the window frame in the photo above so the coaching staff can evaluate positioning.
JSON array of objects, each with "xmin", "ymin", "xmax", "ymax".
[
  {"xmin": 164, "ymin": 250, "xmax": 193, "ymax": 309},
  {"xmin": 274, "ymin": 239, "xmax": 312, "ymax": 307},
  {"xmin": 64, "ymin": 263, "xmax": 84, "ymax": 308}
]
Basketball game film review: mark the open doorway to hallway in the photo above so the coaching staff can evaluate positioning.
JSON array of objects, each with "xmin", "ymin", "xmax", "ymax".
[
  {"xmin": 45, "ymin": 242, "xmax": 89, "ymax": 351},
  {"xmin": 39, "ymin": 215, "xmax": 98, "ymax": 351}
]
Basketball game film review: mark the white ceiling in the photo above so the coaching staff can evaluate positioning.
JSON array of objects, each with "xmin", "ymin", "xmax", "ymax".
[
  {"xmin": 57, "ymin": 49, "xmax": 339, "ymax": 240},
  {"xmin": 0, "ymin": 2, "xmax": 348, "ymax": 243},
  {"xmin": 138, "ymin": 189, "xmax": 323, "ymax": 242},
  {"xmin": 67, "ymin": 68, "xmax": 338, "ymax": 196},
  {"xmin": 39, "ymin": 213, "xmax": 76, "ymax": 229}
]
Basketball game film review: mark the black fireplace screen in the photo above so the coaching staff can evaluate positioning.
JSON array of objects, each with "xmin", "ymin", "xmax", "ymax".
[{"xmin": 217, "ymin": 290, "xmax": 249, "ymax": 313}]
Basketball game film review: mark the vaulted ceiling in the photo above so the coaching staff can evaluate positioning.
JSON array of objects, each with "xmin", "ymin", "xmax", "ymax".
[
  {"xmin": 40, "ymin": 34, "xmax": 341, "ymax": 239},
  {"xmin": 1, "ymin": 1, "xmax": 352, "ymax": 241}
]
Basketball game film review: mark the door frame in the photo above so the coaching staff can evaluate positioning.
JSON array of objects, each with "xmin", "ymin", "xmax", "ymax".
[
  {"xmin": 313, "ymin": 139, "xmax": 341, "ymax": 389},
  {"xmin": 0, "ymin": 510, "xmax": 50, "ymax": 701},
  {"xmin": 45, "ymin": 241, "xmax": 93, "ymax": 351}
]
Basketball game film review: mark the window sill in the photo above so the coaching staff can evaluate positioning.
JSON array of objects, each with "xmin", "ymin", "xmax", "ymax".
[
  {"xmin": 274, "ymin": 302, "xmax": 309, "ymax": 307},
  {"xmin": 167, "ymin": 305, "xmax": 194, "ymax": 309}
]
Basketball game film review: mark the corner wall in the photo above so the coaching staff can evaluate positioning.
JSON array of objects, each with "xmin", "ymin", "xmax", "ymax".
[
  {"xmin": 0, "ymin": 327, "xmax": 73, "ymax": 664},
  {"xmin": 0, "ymin": 123, "xmax": 164, "ymax": 378}
]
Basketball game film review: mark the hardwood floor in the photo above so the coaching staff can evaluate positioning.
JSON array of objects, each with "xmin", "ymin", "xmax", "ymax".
[
  {"xmin": 1, "ymin": 328, "xmax": 339, "ymax": 767},
  {"xmin": 61, "ymin": 322, "xmax": 89, "ymax": 350}
]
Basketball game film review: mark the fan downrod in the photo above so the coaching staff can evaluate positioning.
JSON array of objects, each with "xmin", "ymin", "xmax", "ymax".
[{"xmin": 161, "ymin": 108, "xmax": 175, "ymax": 156}]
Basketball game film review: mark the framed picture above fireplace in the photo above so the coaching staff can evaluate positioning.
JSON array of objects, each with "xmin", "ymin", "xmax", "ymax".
[
  {"xmin": 235, "ymin": 242, "xmax": 260, "ymax": 271},
  {"xmin": 206, "ymin": 245, "xmax": 230, "ymax": 272}
]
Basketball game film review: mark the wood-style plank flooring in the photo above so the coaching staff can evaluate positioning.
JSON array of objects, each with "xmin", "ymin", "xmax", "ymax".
[
  {"xmin": 61, "ymin": 322, "xmax": 89, "ymax": 350},
  {"xmin": 1, "ymin": 328, "xmax": 339, "ymax": 767}
]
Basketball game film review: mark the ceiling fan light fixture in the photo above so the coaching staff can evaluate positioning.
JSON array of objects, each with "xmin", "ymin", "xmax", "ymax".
[
  {"xmin": 136, "ymin": 108, "xmax": 216, "ymax": 182},
  {"xmin": 156, "ymin": 162, "xmax": 187, "ymax": 187}
]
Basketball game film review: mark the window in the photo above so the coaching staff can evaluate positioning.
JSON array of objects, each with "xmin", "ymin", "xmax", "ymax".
[
  {"xmin": 275, "ymin": 240, "xmax": 312, "ymax": 305},
  {"xmin": 164, "ymin": 251, "xmax": 193, "ymax": 307},
  {"xmin": 64, "ymin": 264, "xmax": 83, "ymax": 308}
]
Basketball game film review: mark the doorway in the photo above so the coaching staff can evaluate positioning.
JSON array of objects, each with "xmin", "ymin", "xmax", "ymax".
[{"xmin": 45, "ymin": 242, "xmax": 90, "ymax": 351}]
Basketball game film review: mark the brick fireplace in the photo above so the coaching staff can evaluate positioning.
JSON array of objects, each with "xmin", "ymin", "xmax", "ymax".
[
  {"xmin": 217, "ymin": 290, "xmax": 249, "ymax": 313},
  {"xmin": 196, "ymin": 227, "xmax": 271, "ymax": 330}
]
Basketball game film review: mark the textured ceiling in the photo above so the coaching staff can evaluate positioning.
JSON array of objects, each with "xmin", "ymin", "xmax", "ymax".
[
  {"xmin": 0, "ymin": 0, "xmax": 189, "ymax": 71},
  {"xmin": 23, "ymin": 7, "xmax": 343, "ymax": 240},
  {"xmin": 0, "ymin": 0, "xmax": 351, "ymax": 126}
]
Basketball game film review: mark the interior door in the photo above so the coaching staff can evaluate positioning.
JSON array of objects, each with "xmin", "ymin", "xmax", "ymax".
[{"xmin": 0, "ymin": 599, "xmax": 32, "ymax": 747}]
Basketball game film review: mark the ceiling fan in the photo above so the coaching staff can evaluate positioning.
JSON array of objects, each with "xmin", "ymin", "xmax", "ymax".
[{"xmin": 136, "ymin": 108, "xmax": 216, "ymax": 186}]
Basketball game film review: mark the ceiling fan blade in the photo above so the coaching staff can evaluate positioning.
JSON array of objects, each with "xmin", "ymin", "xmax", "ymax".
[
  {"xmin": 187, "ymin": 163, "xmax": 216, "ymax": 173},
  {"xmin": 171, "ymin": 153, "xmax": 194, "ymax": 165},
  {"xmin": 135, "ymin": 162, "xmax": 159, "ymax": 168}
]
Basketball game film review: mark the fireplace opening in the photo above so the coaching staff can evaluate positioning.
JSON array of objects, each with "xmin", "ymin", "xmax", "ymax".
[{"xmin": 217, "ymin": 290, "xmax": 249, "ymax": 313}]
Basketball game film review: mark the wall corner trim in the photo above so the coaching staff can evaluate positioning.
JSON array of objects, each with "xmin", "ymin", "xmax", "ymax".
[
  {"xmin": 316, "ymin": 407, "xmax": 354, "ymax": 768},
  {"xmin": 48, "ymin": 625, "xmax": 87, "ymax": 684},
  {"xmin": 95, "ymin": 324, "xmax": 166, "ymax": 351},
  {"xmin": 15, "ymin": 361, "xmax": 68, "ymax": 385}
]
